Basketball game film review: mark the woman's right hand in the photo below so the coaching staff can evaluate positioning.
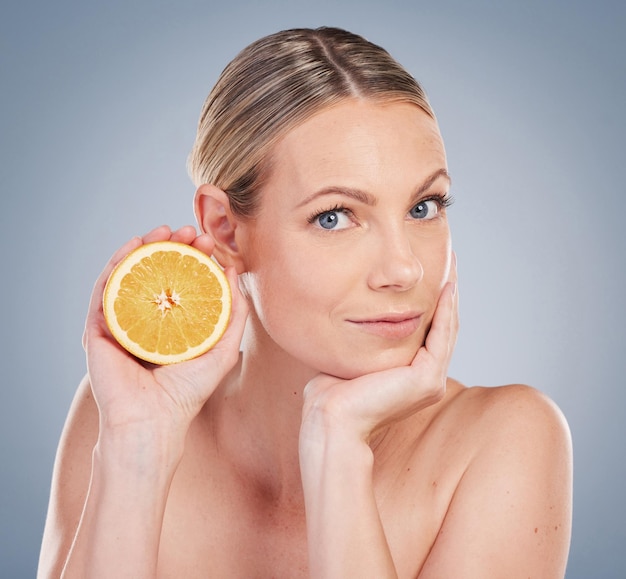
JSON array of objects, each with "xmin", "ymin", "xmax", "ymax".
[{"xmin": 83, "ymin": 224, "xmax": 248, "ymax": 450}]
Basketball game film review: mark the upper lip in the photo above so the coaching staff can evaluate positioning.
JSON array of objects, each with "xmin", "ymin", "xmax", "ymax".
[{"xmin": 348, "ymin": 312, "xmax": 423, "ymax": 323}]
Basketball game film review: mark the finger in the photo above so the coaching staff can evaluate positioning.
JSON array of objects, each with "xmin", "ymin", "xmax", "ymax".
[
  {"xmin": 190, "ymin": 232, "xmax": 217, "ymax": 257},
  {"xmin": 426, "ymin": 251, "xmax": 459, "ymax": 358},
  {"xmin": 141, "ymin": 224, "xmax": 172, "ymax": 244},
  {"xmin": 449, "ymin": 251, "xmax": 460, "ymax": 337},
  {"xmin": 420, "ymin": 281, "xmax": 456, "ymax": 364},
  {"xmin": 449, "ymin": 250, "xmax": 458, "ymax": 284},
  {"xmin": 83, "ymin": 235, "xmax": 143, "ymax": 348},
  {"xmin": 169, "ymin": 225, "xmax": 198, "ymax": 244}
]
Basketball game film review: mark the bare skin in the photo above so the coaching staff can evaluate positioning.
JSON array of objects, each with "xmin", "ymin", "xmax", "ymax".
[{"xmin": 38, "ymin": 101, "xmax": 572, "ymax": 578}]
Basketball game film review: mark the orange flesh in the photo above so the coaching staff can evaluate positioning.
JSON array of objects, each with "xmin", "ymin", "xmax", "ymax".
[{"xmin": 113, "ymin": 251, "xmax": 224, "ymax": 356}]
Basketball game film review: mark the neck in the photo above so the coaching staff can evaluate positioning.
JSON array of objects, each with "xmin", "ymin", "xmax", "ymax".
[{"xmin": 206, "ymin": 313, "xmax": 318, "ymax": 501}]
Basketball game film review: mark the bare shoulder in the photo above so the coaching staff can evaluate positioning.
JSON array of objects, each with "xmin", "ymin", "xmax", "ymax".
[
  {"xmin": 38, "ymin": 375, "xmax": 99, "ymax": 577},
  {"xmin": 440, "ymin": 380, "xmax": 573, "ymax": 486},
  {"xmin": 447, "ymin": 380, "xmax": 571, "ymax": 452},
  {"xmin": 417, "ymin": 381, "xmax": 573, "ymax": 578}
]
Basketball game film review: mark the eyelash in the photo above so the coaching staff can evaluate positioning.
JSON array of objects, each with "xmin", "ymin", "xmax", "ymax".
[
  {"xmin": 418, "ymin": 192, "xmax": 455, "ymax": 215},
  {"xmin": 306, "ymin": 193, "xmax": 454, "ymax": 226},
  {"xmin": 430, "ymin": 192, "xmax": 455, "ymax": 211},
  {"xmin": 306, "ymin": 204, "xmax": 353, "ymax": 225}
]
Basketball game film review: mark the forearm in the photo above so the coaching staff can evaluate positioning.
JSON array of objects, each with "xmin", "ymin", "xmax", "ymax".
[
  {"xmin": 299, "ymin": 422, "xmax": 397, "ymax": 578},
  {"xmin": 61, "ymin": 428, "xmax": 183, "ymax": 579}
]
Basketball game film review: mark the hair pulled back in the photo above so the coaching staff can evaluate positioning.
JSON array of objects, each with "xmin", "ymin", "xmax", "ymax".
[{"xmin": 188, "ymin": 26, "xmax": 434, "ymax": 217}]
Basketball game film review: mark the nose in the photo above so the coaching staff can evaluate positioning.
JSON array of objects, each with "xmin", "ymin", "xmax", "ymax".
[{"xmin": 367, "ymin": 227, "xmax": 424, "ymax": 291}]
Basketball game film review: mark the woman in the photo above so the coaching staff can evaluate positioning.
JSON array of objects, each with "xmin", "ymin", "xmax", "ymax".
[{"xmin": 38, "ymin": 27, "xmax": 572, "ymax": 578}]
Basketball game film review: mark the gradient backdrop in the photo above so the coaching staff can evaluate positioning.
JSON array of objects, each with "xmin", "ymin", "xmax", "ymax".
[{"xmin": 1, "ymin": 0, "xmax": 624, "ymax": 576}]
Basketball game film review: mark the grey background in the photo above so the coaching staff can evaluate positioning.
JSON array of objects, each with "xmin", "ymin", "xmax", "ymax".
[{"xmin": 1, "ymin": 0, "xmax": 624, "ymax": 577}]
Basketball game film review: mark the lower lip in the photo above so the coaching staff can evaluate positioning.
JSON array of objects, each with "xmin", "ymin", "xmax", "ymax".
[{"xmin": 348, "ymin": 316, "xmax": 422, "ymax": 339}]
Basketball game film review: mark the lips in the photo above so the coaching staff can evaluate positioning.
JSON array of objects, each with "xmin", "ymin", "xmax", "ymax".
[{"xmin": 347, "ymin": 312, "xmax": 423, "ymax": 339}]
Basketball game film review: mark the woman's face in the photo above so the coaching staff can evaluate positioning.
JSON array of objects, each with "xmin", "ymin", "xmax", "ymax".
[{"xmin": 238, "ymin": 99, "xmax": 452, "ymax": 379}]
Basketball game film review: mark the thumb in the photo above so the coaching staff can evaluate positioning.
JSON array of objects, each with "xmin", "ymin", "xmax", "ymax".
[{"xmin": 159, "ymin": 266, "xmax": 248, "ymax": 396}]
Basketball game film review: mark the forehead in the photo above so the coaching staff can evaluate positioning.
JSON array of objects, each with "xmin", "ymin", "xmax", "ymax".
[{"xmin": 265, "ymin": 99, "xmax": 447, "ymax": 199}]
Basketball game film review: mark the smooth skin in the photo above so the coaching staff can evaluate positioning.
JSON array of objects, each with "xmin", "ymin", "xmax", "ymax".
[{"xmin": 38, "ymin": 100, "xmax": 572, "ymax": 578}]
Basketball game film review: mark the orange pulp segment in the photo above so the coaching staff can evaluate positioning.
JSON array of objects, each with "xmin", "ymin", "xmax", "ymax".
[{"xmin": 103, "ymin": 241, "xmax": 231, "ymax": 365}]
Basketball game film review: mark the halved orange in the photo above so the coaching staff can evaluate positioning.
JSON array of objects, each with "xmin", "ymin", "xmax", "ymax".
[{"xmin": 103, "ymin": 241, "xmax": 231, "ymax": 365}]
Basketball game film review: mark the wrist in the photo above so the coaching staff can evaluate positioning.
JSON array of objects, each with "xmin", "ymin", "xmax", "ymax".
[
  {"xmin": 95, "ymin": 421, "xmax": 185, "ymax": 480},
  {"xmin": 300, "ymin": 394, "xmax": 374, "ymax": 445},
  {"xmin": 299, "ymin": 413, "xmax": 374, "ymax": 477}
]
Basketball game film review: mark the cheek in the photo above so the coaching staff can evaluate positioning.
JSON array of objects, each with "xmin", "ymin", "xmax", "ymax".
[
  {"xmin": 239, "ymin": 238, "xmax": 362, "ymax": 373},
  {"xmin": 240, "ymin": 238, "xmax": 337, "ymax": 332},
  {"xmin": 243, "ymin": 226, "xmax": 349, "ymax": 306},
  {"xmin": 240, "ymin": 267, "xmax": 343, "ymax": 374},
  {"xmin": 420, "ymin": 230, "xmax": 452, "ymax": 288}
]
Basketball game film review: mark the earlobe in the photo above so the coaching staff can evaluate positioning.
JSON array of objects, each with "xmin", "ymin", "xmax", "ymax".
[{"xmin": 194, "ymin": 184, "xmax": 246, "ymax": 272}]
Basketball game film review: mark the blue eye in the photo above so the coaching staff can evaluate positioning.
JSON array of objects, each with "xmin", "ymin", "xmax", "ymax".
[
  {"xmin": 409, "ymin": 199, "xmax": 439, "ymax": 220},
  {"xmin": 318, "ymin": 211, "xmax": 340, "ymax": 229},
  {"xmin": 313, "ymin": 207, "xmax": 352, "ymax": 230}
]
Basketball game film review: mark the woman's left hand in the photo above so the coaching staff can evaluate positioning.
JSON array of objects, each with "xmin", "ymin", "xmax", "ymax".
[{"xmin": 301, "ymin": 254, "xmax": 458, "ymax": 443}]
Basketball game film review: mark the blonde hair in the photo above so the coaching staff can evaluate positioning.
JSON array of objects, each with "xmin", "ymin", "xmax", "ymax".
[{"xmin": 188, "ymin": 26, "xmax": 435, "ymax": 217}]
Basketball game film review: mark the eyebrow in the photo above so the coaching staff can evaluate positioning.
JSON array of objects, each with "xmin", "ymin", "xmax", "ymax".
[{"xmin": 296, "ymin": 168, "xmax": 451, "ymax": 208}]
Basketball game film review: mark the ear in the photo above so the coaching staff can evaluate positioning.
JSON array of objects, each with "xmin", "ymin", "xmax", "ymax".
[{"xmin": 194, "ymin": 184, "xmax": 246, "ymax": 273}]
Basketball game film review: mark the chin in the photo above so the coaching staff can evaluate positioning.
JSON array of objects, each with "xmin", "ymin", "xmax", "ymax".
[{"xmin": 320, "ymin": 348, "xmax": 419, "ymax": 380}]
